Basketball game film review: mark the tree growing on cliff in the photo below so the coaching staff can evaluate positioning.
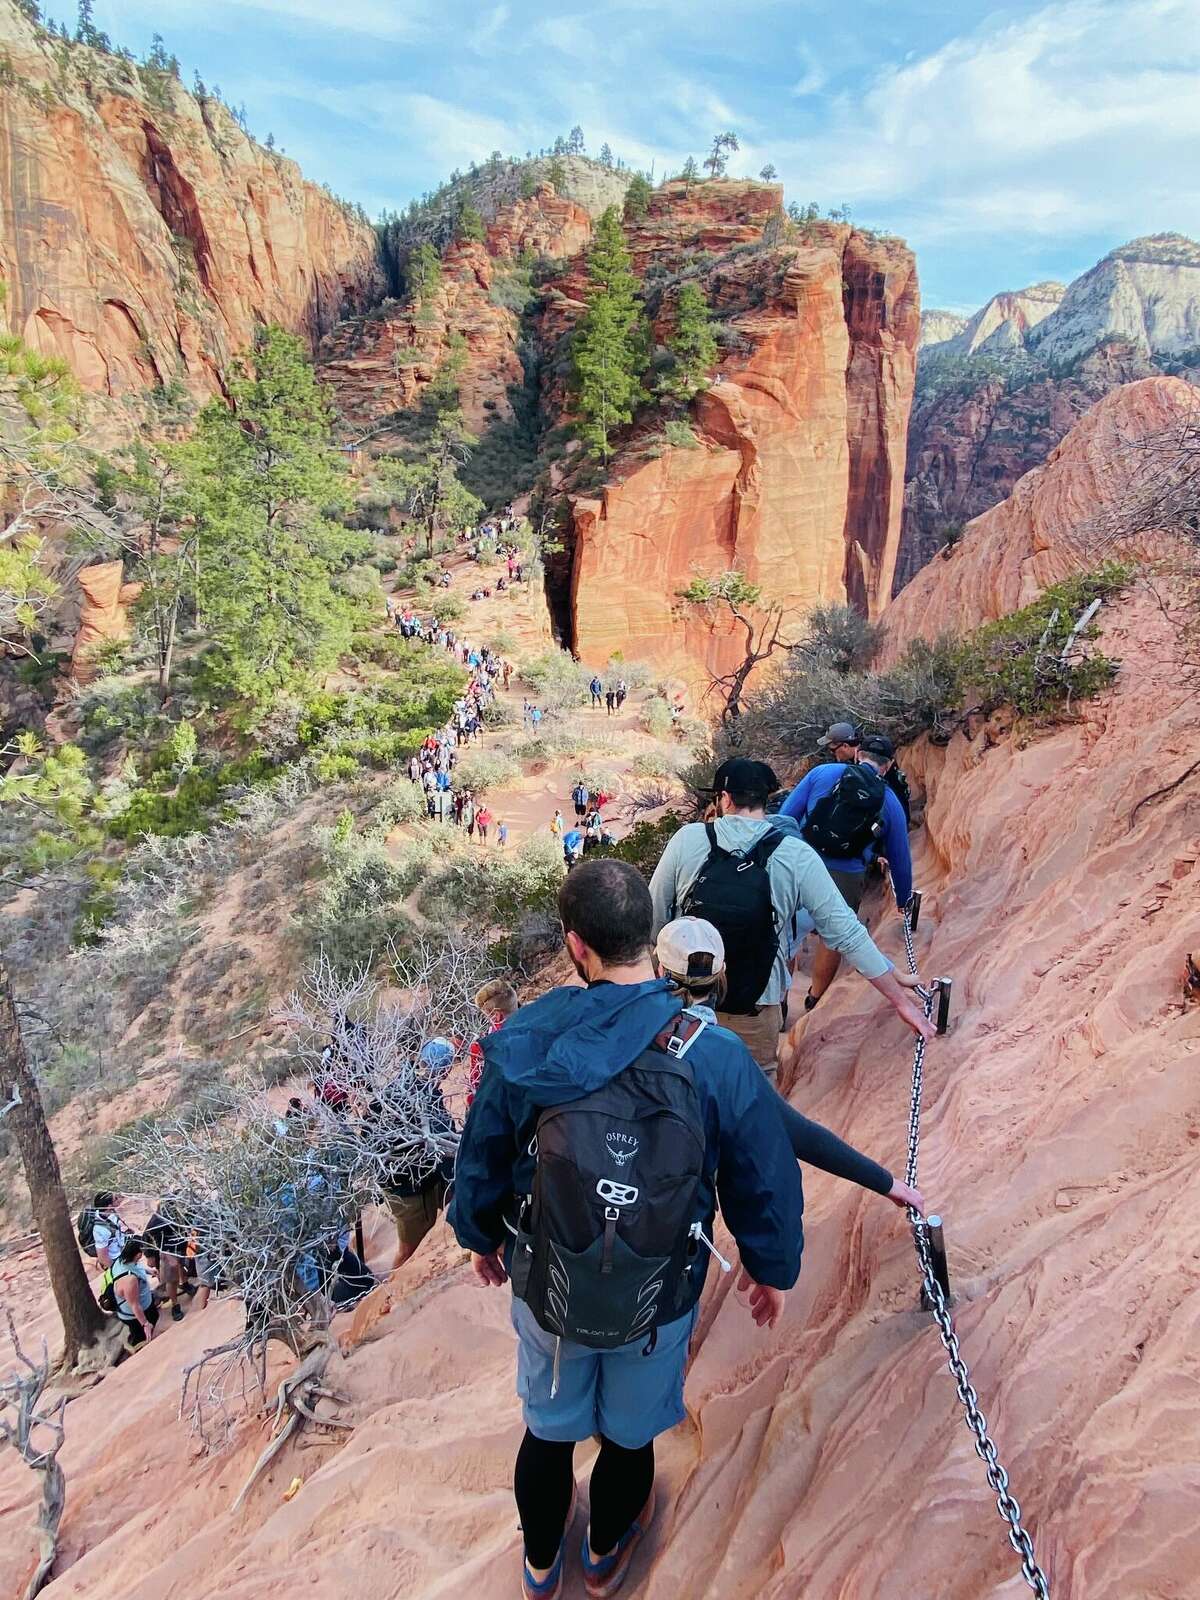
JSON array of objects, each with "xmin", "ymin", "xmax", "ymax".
[
  {"xmin": 571, "ymin": 207, "xmax": 648, "ymax": 462},
  {"xmin": 178, "ymin": 327, "xmax": 367, "ymax": 704},
  {"xmin": 676, "ymin": 570, "xmax": 794, "ymax": 723},
  {"xmin": 677, "ymin": 156, "xmax": 700, "ymax": 188},
  {"xmin": 455, "ymin": 202, "xmax": 485, "ymax": 243},
  {"xmin": 759, "ymin": 163, "xmax": 778, "ymax": 181},
  {"xmin": 0, "ymin": 957, "xmax": 109, "ymax": 1369},
  {"xmin": 624, "ymin": 172, "xmax": 652, "ymax": 222},
  {"xmin": 599, "ymin": 143, "xmax": 614, "ymax": 168},
  {"xmin": 658, "ymin": 281, "xmax": 718, "ymax": 402},
  {"xmin": 384, "ymin": 411, "xmax": 482, "ymax": 558},
  {"xmin": 567, "ymin": 125, "xmax": 585, "ymax": 154},
  {"xmin": 545, "ymin": 156, "xmax": 567, "ymax": 193},
  {"xmin": 406, "ymin": 242, "xmax": 443, "ymax": 308},
  {"xmin": 703, "ymin": 132, "xmax": 739, "ymax": 179}
]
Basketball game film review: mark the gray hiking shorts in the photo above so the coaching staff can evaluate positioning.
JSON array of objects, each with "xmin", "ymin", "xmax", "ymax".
[
  {"xmin": 511, "ymin": 1296, "xmax": 697, "ymax": 1449},
  {"xmin": 827, "ymin": 866, "xmax": 867, "ymax": 914}
]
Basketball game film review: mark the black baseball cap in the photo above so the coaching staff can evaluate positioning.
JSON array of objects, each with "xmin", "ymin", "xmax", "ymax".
[
  {"xmin": 859, "ymin": 733, "xmax": 895, "ymax": 760},
  {"xmin": 712, "ymin": 757, "xmax": 781, "ymax": 797}
]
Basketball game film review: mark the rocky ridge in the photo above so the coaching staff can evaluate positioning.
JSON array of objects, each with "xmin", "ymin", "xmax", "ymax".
[
  {"xmin": 0, "ymin": 4, "xmax": 383, "ymax": 398},
  {"xmin": 898, "ymin": 233, "xmax": 1200, "ymax": 591}
]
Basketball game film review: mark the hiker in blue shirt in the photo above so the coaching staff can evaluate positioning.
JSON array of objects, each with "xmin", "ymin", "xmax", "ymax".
[
  {"xmin": 451, "ymin": 859, "xmax": 802, "ymax": 1600},
  {"xmin": 779, "ymin": 733, "xmax": 913, "ymax": 1013}
]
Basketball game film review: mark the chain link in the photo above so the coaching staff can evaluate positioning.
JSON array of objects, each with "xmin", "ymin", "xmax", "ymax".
[{"xmin": 900, "ymin": 906, "xmax": 1051, "ymax": 1598}]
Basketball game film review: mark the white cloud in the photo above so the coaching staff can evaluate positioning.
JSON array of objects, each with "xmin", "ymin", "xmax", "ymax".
[
  {"xmin": 766, "ymin": 0, "xmax": 1200, "ymax": 246},
  {"xmin": 469, "ymin": 3, "xmax": 510, "ymax": 54}
]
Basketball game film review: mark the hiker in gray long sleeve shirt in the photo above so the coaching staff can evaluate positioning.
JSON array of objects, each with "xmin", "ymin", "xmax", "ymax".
[{"xmin": 648, "ymin": 759, "xmax": 934, "ymax": 1077}]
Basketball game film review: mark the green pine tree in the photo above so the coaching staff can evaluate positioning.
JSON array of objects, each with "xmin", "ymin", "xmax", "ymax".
[
  {"xmin": 178, "ymin": 327, "xmax": 368, "ymax": 704},
  {"xmin": 407, "ymin": 242, "xmax": 442, "ymax": 307},
  {"xmin": 659, "ymin": 281, "xmax": 718, "ymax": 401},
  {"xmin": 624, "ymin": 173, "xmax": 652, "ymax": 222},
  {"xmin": 545, "ymin": 156, "xmax": 567, "ymax": 193},
  {"xmin": 571, "ymin": 207, "xmax": 647, "ymax": 462},
  {"xmin": 455, "ymin": 202, "xmax": 485, "ymax": 243}
]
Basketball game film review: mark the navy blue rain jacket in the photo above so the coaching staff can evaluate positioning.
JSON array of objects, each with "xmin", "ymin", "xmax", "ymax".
[{"xmin": 448, "ymin": 978, "xmax": 804, "ymax": 1307}]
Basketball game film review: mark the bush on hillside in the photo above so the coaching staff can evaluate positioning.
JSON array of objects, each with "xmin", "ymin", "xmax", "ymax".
[
  {"xmin": 453, "ymin": 749, "xmax": 521, "ymax": 795},
  {"xmin": 520, "ymin": 648, "xmax": 592, "ymax": 713},
  {"xmin": 420, "ymin": 832, "xmax": 562, "ymax": 930}
]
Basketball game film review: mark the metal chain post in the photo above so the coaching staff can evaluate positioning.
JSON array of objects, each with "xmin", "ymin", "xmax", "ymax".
[{"xmin": 899, "ymin": 905, "xmax": 1051, "ymax": 1598}]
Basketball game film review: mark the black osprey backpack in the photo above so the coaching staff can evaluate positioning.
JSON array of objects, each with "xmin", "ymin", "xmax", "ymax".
[
  {"xmin": 509, "ymin": 1012, "xmax": 710, "ymax": 1351},
  {"xmin": 681, "ymin": 824, "xmax": 784, "ymax": 1015},
  {"xmin": 802, "ymin": 764, "xmax": 887, "ymax": 859}
]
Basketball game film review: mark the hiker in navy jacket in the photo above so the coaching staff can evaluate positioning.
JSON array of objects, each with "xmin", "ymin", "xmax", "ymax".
[
  {"xmin": 779, "ymin": 734, "xmax": 913, "ymax": 1013},
  {"xmin": 450, "ymin": 859, "xmax": 802, "ymax": 1599}
]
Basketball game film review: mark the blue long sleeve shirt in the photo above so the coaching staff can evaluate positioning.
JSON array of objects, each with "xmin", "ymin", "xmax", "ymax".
[
  {"xmin": 780, "ymin": 763, "xmax": 913, "ymax": 907},
  {"xmin": 449, "ymin": 979, "xmax": 804, "ymax": 1305}
]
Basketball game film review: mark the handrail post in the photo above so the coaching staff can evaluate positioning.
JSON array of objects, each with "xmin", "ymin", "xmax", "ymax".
[
  {"xmin": 934, "ymin": 977, "xmax": 952, "ymax": 1035},
  {"xmin": 921, "ymin": 1214, "xmax": 952, "ymax": 1309},
  {"xmin": 909, "ymin": 889, "xmax": 922, "ymax": 931}
]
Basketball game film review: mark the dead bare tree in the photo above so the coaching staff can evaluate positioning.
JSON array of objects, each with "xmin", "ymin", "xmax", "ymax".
[
  {"xmin": 121, "ymin": 936, "xmax": 491, "ymax": 1479},
  {"xmin": 675, "ymin": 571, "xmax": 796, "ymax": 725},
  {"xmin": 0, "ymin": 1311, "xmax": 69, "ymax": 1600}
]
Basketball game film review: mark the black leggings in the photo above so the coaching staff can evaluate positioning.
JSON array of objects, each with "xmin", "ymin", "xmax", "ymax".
[{"xmin": 514, "ymin": 1429, "xmax": 654, "ymax": 1570}]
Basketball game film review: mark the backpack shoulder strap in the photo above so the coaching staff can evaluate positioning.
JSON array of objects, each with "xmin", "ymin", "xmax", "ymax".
[
  {"xmin": 703, "ymin": 821, "xmax": 727, "ymax": 858},
  {"xmin": 749, "ymin": 828, "xmax": 785, "ymax": 867},
  {"xmin": 652, "ymin": 1008, "xmax": 710, "ymax": 1061}
]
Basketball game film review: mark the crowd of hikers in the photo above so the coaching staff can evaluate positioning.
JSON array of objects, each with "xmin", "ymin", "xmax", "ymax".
[{"xmin": 70, "ymin": 555, "xmax": 934, "ymax": 1598}]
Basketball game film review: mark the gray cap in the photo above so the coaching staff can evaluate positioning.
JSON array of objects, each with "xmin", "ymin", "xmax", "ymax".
[{"xmin": 817, "ymin": 721, "xmax": 859, "ymax": 748}]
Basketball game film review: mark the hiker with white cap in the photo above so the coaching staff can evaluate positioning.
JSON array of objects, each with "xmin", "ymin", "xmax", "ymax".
[
  {"xmin": 649, "ymin": 758, "xmax": 931, "ymax": 1080},
  {"xmin": 655, "ymin": 917, "xmax": 925, "ymax": 1213}
]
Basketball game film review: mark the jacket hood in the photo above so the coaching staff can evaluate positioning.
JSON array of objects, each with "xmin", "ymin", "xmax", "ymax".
[{"xmin": 484, "ymin": 978, "xmax": 683, "ymax": 1104}]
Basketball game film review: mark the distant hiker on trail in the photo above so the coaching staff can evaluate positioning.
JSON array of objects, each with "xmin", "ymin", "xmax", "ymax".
[
  {"xmin": 497, "ymin": 820, "xmax": 509, "ymax": 848},
  {"xmin": 590, "ymin": 674, "xmax": 603, "ymax": 708},
  {"xmin": 144, "ymin": 1199, "xmax": 194, "ymax": 1323},
  {"xmin": 530, "ymin": 705, "xmax": 544, "ymax": 732},
  {"xmin": 562, "ymin": 827, "xmax": 585, "ymax": 869},
  {"xmin": 463, "ymin": 795, "xmax": 477, "ymax": 839},
  {"xmin": 571, "ymin": 779, "xmax": 590, "ymax": 819},
  {"xmin": 467, "ymin": 977, "xmax": 519, "ymax": 1107},
  {"xmin": 780, "ymin": 734, "xmax": 916, "ymax": 1014},
  {"xmin": 377, "ymin": 1038, "xmax": 457, "ymax": 1272},
  {"xmin": 408, "ymin": 753, "xmax": 421, "ymax": 784},
  {"xmin": 109, "ymin": 1237, "xmax": 159, "ymax": 1346},
  {"xmin": 550, "ymin": 808, "xmax": 564, "ymax": 838},
  {"xmin": 86, "ymin": 1193, "xmax": 127, "ymax": 1271},
  {"xmin": 605, "ymin": 685, "xmax": 616, "ymax": 715},
  {"xmin": 655, "ymin": 916, "xmax": 925, "ymax": 1212},
  {"xmin": 476, "ymin": 804, "xmax": 493, "ymax": 843},
  {"xmin": 650, "ymin": 758, "xmax": 931, "ymax": 1078},
  {"xmin": 616, "ymin": 679, "xmax": 627, "ymax": 710},
  {"xmin": 450, "ymin": 860, "xmax": 803, "ymax": 1600}
]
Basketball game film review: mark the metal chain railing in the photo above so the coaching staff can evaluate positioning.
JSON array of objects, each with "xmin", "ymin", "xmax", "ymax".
[{"xmin": 899, "ymin": 905, "xmax": 1051, "ymax": 1599}]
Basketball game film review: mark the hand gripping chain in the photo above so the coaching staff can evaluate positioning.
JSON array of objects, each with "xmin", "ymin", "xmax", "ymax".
[{"xmin": 900, "ymin": 907, "xmax": 1051, "ymax": 1599}]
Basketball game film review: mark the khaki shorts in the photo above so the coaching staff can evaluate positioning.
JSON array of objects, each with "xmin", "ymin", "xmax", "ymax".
[
  {"xmin": 716, "ymin": 1004, "xmax": 783, "ymax": 1080},
  {"xmin": 827, "ymin": 867, "xmax": 867, "ymax": 913},
  {"xmin": 385, "ymin": 1179, "xmax": 447, "ymax": 1251}
]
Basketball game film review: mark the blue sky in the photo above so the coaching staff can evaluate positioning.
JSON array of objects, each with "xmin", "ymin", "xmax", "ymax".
[{"xmin": 88, "ymin": 0, "xmax": 1199, "ymax": 312}]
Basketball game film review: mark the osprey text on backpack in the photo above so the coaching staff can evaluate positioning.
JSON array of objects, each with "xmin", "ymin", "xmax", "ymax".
[
  {"xmin": 508, "ymin": 1012, "xmax": 722, "ymax": 1357},
  {"xmin": 802, "ymin": 764, "xmax": 887, "ymax": 859},
  {"xmin": 681, "ymin": 824, "xmax": 783, "ymax": 1015}
]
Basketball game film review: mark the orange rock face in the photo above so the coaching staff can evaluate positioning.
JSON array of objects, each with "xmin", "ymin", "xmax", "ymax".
[
  {"xmin": 0, "ymin": 9, "xmax": 383, "ymax": 398},
  {"xmin": 321, "ymin": 188, "xmax": 595, "ymax": 439},
  {"xmin": 880, "ymin": 375, "xmax": 1196, "ymax": 659},
  {"xmin": 570, "ymin": 220, "xmax": 918, "ymax": 683},
  {"xmin": 70, "ymin": 560, "xmax": 142, "ymax": 682}
]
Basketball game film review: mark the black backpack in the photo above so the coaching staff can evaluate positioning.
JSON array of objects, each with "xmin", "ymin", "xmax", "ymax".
[
  {"xmin": 509, "ymin": 1013, "xmax": 709, "ymax": 1351},
  {"xmin": 77, "ymin": 1207, "xmax": 100, "ymax": 1258},
  {"xmin": 802, "ymin": 765, "xmax": 887, "ymax": 859},
  {"xmin": 681, "ymin": 824, "xmax": 783, "ymax": 1014}
]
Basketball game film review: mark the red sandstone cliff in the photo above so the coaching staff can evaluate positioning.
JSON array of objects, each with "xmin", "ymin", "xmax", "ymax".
[
  {"xmin": 565, "ymin": 192, "xmax": 918, "ymax": 681},
  {"xmin": 0, "ymin": 6, "xmax": 383, "ymax": 398},
  {"xmin": 883, "ymin": 375, "xmax": 1196, "ymax": 656},
  {"xmin": 321, "ymin": 184, "xmax": 594, "ymax": 438}
]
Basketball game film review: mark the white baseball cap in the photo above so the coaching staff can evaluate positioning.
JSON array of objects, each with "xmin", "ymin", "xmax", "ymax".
[{"xmin": 655, "ymin": 917, "xmax": 726, "ymax": 986}]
